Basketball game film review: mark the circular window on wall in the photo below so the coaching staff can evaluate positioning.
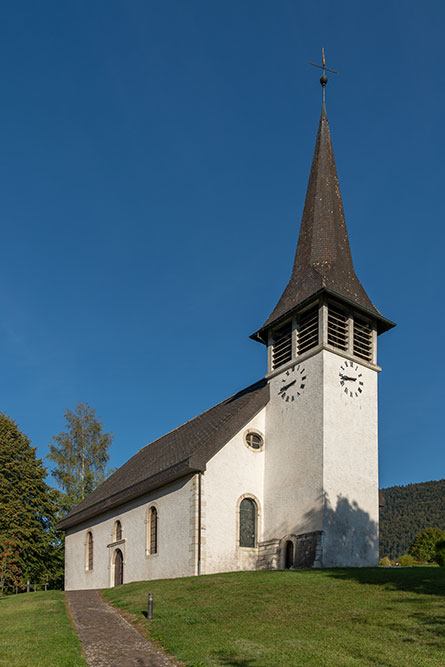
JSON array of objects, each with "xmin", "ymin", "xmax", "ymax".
[{"xmin": 244, "ymin": 430, "xmax": 264, "ymax": 451}]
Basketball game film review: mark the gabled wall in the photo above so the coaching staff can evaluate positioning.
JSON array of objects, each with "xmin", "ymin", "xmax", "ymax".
[{"xmin": 203, "ymin": 409, "xmax": 266, "ymax": 574}]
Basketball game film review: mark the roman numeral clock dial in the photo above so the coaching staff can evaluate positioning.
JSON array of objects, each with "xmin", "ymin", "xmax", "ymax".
[
  {"xmin": 339, "ymin": 361, "xmax": 364, "ymax": 398},
  {"xmin": 278, "ymin": 365, "xmax": 306, "ymax": 402}
]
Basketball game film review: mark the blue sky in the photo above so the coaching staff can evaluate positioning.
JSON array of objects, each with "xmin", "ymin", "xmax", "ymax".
[{"xmin": 0, "ymin": 1, "xmax": 443, "ymax": 489}]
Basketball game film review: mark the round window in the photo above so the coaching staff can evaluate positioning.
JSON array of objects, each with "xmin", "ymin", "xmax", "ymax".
[{"xmin": 244, "ymin": 431, "xmax": 264, "ymax": 450}]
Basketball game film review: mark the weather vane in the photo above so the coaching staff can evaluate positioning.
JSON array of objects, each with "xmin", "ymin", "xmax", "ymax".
[{"xmin": 308, "ymin": 48, "xmax": 338, "ymax": 104}]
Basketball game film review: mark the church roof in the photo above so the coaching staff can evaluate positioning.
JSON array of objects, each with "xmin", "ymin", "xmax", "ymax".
[
  {"xmin": 56, "ymin": 378, "xmax": 269, "ymax": 530},
  {"xmin": 252, "ymin": 104, "xmax": 394, "ymax": 342}
]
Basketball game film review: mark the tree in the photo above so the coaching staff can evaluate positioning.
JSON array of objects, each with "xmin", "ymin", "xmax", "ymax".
[
  {"xmin": 0, "ymin": 413, "xmax": 63, "ymax": 586},
  {"xmin": 409, "ymin": 527, "xmax": 445, "ymax": 563},
  {"xmin": 0, "ymin": 535, "xmax": 24, "ymax": 593},
  {"xmin": 435, "ymin": 540, "xmax": 445, "ymax": 567},
  {"xmin": 48, "ymin": 402, "xmax": 113, "ymax": 509}
]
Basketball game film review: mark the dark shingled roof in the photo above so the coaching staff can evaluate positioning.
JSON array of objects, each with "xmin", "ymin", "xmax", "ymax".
[
  {"xmin": 56, "ymin": 379, "xmax": 269, "ymax": 530},
  {"xmin": 252, "ymin": 104, "xmax": 394, "ymax": 342}
]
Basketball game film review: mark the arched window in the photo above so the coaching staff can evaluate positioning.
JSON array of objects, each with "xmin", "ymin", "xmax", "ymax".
[
  {"xmin": 86, "ymin": 531, "xmax": 93, "ymax": 570},
  {"xmin": 114, "ymin": 520, "xmax": 122, "ymax": 541},
  {"xmin": 239, "ymin": 498, "xmax": 257, "ymax": 548},
  {"xmin": 149, "ymin": 507, "xmax": 158, "ymax": 554}
]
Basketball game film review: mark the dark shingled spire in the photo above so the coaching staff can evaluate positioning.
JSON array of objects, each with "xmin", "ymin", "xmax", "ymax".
[{"xmin": 252, "ymin": 103, "xmax": 394, "ymax": 342}]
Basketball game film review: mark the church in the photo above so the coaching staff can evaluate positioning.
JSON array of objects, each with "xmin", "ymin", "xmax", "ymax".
[{"xmin": 57, "ymin": 69, "xmax": 395, "ymax": 590}]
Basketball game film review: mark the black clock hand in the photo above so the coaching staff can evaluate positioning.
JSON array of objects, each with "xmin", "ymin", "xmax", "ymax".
[
  {"xmin": 340, "ymin": 375, "xmax": 357, "ymax": 381},
  {"xmin": 279, "ymin": 379, "xmax": 296, "ymax": 393}
]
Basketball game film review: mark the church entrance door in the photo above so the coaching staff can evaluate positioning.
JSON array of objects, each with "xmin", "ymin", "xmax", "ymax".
[
  {"xmin": 285, "ymin": 541, "xmax": 294, "ymax": 569},
  {"xmin": 114, "ymin": 549, "xmax": 123, "ymax": 586}
]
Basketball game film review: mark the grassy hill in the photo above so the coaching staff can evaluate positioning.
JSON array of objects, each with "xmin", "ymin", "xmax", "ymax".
[
  {"xmin": 380, "ymin": 478, "xmax": 445, "ymax": 559},
  {"xmin": 103, "ymin": 568, "xmax": 445, "ymax": 667},
  {"xmin": 0, "ymin": 590, "xmax": 85, "ymax": 666}
]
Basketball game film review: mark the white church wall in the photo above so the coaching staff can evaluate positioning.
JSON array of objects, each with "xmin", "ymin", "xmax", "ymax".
[
  {"xmin": 321, "ymin": 349, "xmax": 379, "ymax": 567},
  {"xmin": 263, "ymin": 353, "xmax": 324, "ymax": 544},
  {"xmin": 203, "ymin": 409, "xmax": 266, "ymax": 574},
  {"xmin": 64, "ymin": 475, "xmax": 196, "ymax": 590}
]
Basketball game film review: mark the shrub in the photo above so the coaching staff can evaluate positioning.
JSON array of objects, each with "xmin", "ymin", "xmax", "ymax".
[
  {"xmin": 379, "ymin": 556, "xmax": 392, "ymax": 567},
  {"xmin": 398, "ymin": 554, "xmax": 415, "ymax": 567},
  {"xmin": 434, "ymin": 539, "xmax": 445, "ymax": 567}
]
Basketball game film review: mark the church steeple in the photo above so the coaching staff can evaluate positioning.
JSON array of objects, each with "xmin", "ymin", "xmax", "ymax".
[{"xmin": 252, "ymin": 73, "xmax": 394, "ymax": 345}]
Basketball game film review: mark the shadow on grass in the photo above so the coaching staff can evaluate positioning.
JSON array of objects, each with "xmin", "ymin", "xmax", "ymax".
[
  {"xmin": 323, "ymin": 566, "xmax": 445, "ymax": 598},
  {"xmin": 212, "ymin": 651, "xmax": 258, "ymax": 666},
  {"xmin": 287, "ymin": 495, "xmax": 445, "ymax": 598}
]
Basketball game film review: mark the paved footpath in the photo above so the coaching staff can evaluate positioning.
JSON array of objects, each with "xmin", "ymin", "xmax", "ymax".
[{"xmin": 66, "ymin": 590, "xmax": 176, "ymax": 667}]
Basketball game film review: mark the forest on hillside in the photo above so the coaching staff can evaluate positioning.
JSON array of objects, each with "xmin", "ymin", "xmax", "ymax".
[{"xmin": 379, "ymin": 479, "xmax": 445, "ymax": 559}]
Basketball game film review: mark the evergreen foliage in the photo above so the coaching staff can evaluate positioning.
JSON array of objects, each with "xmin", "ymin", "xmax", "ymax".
[
  {"xmin": 48, "ymin": 402, "xmax": 113, "ymax": 510},
  {"xmin": 0, "ymin": 535, "xmax": 24, "ymax": 593},
  {"xmin": 434, "ymin": 540, "xmax": 445, "ymax": 567},
  {"xmin": 0, "ymin": 413, "xmax": 63, "ymax": 586},
  {"xmin": 379, "ymin": 479, "xmax": 445, "ymax": 559},
  {"xmin": 409, "ymin": 527, "xmax": 445, "ymax": 563}
]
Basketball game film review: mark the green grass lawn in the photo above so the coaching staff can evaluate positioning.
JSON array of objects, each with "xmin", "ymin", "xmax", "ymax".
[
  {"xmin": 103, "ymin": 568, "xmax": 445, "ymax": 667},
  {"xmin": 0, "ymin": 590, "xmax": 86, "ymax": 667}
]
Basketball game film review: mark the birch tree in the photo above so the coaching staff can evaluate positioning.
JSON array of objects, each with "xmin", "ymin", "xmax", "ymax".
[{"xmin": 48, "ymin": 402, "xmax": 113, "ymax": 509}]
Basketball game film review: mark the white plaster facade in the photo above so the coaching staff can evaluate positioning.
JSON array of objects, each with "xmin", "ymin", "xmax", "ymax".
[
  {"xmin": 65, "ymin": 476, "xmax": 196, "ymax": 590},
  {"xmin": 203, "ymin": 410, "xmax": 266, "ymax": 574}
]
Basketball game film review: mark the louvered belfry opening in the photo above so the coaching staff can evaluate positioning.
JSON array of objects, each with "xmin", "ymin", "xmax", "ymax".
[
  {"xmin": 353, "ymin": 317, "xmax": 373, "ymax": 362},
  {"xmin": 327, "ymin": 304, "xmax": 348, "ymax": 351},
  {"xmin": 297, "ymin": 306, "xmax": 319, "ymax": 355},
  {"xmin": 271, "ymin": 322, "xmax": 292, "ymax": 370}
]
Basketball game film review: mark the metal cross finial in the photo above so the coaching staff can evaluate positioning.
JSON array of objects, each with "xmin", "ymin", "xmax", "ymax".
[{"xmin": 308, "ymin": 48, "xmax": 339, "ymax": 105}]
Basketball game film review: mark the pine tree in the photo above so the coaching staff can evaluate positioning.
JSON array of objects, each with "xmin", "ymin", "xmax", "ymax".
[
  {"xmin": 0, "ymin": 413, "xmax": 63, "ymax": 586},
  {"xmin": 48, "ymin": 402, "xmax": 113, "ymax": 509}
]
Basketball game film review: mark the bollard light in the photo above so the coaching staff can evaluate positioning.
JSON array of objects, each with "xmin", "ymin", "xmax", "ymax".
[{"xmin": 147, "ymin": 592, "xmax": 153, "ymax": 619}]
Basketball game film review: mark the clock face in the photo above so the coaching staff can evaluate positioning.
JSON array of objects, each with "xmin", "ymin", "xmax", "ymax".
[
  {"xmin": 278, "ymin": 364, "xmax": 306, "ymax": 402},
  {"xmin": 339, "ymin": 361, "xmax": 364, "ymax": 398}
]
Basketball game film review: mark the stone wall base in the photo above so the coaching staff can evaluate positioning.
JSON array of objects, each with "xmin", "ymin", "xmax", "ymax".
[{"xmin": 258, "ymin": 531, "xmax": 323, "ymax": 569}]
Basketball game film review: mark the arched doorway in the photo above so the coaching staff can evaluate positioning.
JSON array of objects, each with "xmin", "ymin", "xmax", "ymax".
[
  {"xmin": 114, "ymin": 549, "xmax": 123, "ymax": 586},
  {"xmin": 285, "ymin": 540, "xmax": 294, "ymax": 569}
]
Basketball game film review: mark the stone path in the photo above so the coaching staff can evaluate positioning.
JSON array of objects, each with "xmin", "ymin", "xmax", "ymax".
[{"xmin": 66, "ymin": 589, "xmax": 175, "ymax": 667}]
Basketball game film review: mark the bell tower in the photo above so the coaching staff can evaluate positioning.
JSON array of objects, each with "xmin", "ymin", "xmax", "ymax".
[{"xmin": 252, "ymin": 55, "xmax": 395, "ymax": 568}]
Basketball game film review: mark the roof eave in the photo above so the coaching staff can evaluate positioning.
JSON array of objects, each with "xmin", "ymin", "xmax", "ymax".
[
  {"xmin": 56, "ymin": 459, "xmax": 204, "ymax": 531},
  {"xmin": 250, "ymin": 287, "xmax": 396, "ymax": 344}
]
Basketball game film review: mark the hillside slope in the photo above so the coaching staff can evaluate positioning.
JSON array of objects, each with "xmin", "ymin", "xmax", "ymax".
[
  {"xmin": 380, "ymin": 479, "xmax": 445, "ymax": 559},
  {"xmin": 103, "ymin": 569, "xmax": 445, "ymax": 667}
]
